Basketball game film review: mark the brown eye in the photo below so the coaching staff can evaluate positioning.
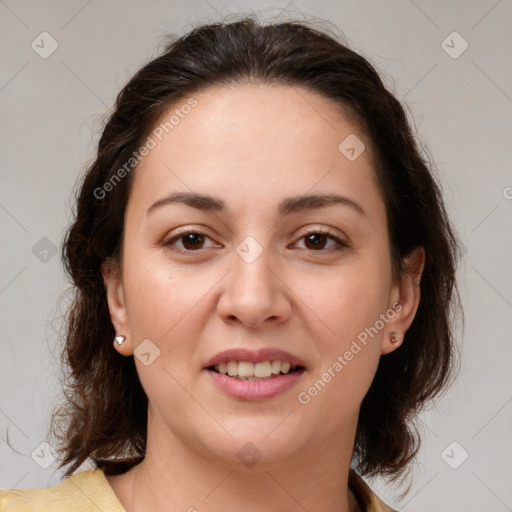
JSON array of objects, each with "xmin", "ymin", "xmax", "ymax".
[
  {"xmin": 304, "ymin": 233, "xmax": 329, "ymax": 250},
  {"xmin": 164, "ymin": 230, "xmax": 217, "ymax": 253},
  {"xmin": 180, "ymin": 233, "xmax": 206, "ymax": 250},
  {"xmin": 295, "ymin": 231, "xmax": 348, "ymax": 252}
]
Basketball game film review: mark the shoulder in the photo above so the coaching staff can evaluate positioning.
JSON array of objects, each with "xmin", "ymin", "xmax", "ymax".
[
  {"xmin": 0, "ymin": 468, "xmax": 126, "ymax": 512},
  {"xmin": 348, "ymin": 469, "xmax": 398, "ymax": 512}
]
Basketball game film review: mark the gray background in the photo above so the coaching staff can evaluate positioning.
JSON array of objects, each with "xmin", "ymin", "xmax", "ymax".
[{"xmin": 1, "ymin": 1, "xmax": 511, "ymax": 510}]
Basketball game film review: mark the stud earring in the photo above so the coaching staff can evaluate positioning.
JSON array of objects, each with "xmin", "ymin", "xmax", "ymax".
[
  {"xmin": 390, "ymin": 334, "xmax": 400, "ymax": 344},
  {"xmin": 114, "ymin": 335, "xmax": 126, "ymax": 346}
]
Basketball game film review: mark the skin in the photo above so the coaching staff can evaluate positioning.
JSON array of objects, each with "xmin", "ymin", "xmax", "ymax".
[{"xmin": 102, "ymin": 83, "xmax": 425, "ymax": 512}]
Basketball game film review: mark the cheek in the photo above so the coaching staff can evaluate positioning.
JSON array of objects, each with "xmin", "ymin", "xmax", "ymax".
[
  {"xmin": 313, "ymin": 253, "xmax": 392, "ymax": 340},
  {"xmin": 121, "ymin": 254, "xmax": 206, "ymax": 403},
  {"xmin": 123, "ymin": 246, "xmax": 205, "ymax": 328},
  {"xmin": 300, "ymin": 253, "xmax": 392, "ymax": 411}
]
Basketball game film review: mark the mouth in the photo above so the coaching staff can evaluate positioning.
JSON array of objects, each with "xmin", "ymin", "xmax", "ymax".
[
  {"xmin": 203, "ymin": 348, "xmax": 306, "ymax": 400},
  {"xmin": 207, "ymin": 360, "xmax": 305, "ymax": 381}
]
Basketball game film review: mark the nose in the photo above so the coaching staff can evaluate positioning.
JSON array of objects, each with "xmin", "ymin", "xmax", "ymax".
[{"xmin": 216, "ymin": 240, "xmax": 292, "ymax": 329}]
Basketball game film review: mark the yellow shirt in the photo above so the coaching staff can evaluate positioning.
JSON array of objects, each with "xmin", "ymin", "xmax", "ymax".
[{"xmin": 0, "ymin": 467, "xmax": 396, "ymax": 511}]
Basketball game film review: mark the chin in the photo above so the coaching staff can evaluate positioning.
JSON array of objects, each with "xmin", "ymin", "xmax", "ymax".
[{"xmin": 192, "ymin": 416, "xmax": 310, "ymax": 470}]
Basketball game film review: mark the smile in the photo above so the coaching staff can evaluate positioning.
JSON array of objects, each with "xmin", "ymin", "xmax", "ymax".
[
  {"xmin": 209, "ymin": 360, "xmax": 303, "ymax": 381},
  {"xmin": 203, "ymin": 347, "xmax": 306, "ymax": 400}
]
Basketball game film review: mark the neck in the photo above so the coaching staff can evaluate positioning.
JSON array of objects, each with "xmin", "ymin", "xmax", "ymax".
[{"xmin": 111, "ymin": 411, "xmax": 360, "ymax": 512}]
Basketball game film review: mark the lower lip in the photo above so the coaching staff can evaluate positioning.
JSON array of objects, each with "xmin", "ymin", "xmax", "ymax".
[{"xmin": 206, "ymin": 369, "xmax": 305, "ymax": 400}]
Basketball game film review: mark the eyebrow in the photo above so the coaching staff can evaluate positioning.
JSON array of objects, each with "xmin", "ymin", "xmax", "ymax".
[{"xmin": 147, "ymin": 191, "xmax": 366, "ymax": 218}]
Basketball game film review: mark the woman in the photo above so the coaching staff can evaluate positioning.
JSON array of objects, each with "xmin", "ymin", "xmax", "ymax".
[{"xmin": 1, "ymin": 15, "xmax": 461, "ymax": 512}]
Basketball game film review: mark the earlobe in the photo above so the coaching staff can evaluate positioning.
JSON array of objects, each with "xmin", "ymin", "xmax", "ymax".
[
  {"xmin": 382, "ymin": 246, "xmax": 426, "ymax": 355},
  {"xmin": 112, "ymin": 334, "xmax": 133, "ymax": 355},
  {"xmin": 381, "ymin": 331, "xmax": 403, "ymax": 355},
  {"xmin": 101, "ymin": 258, "xmax": 132, "ymax": 354}
]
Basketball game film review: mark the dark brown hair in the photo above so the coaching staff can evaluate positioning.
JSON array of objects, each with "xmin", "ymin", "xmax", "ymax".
[{"xmin": 48, "ymin": 14, "xmax": 462, "ymax": 484}]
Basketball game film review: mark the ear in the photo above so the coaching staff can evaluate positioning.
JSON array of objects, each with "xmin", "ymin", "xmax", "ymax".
[
  {"xmin": 102, "ymin": 257, "xmax": 133, "ymax": 355},
  {"xmin": 381, "ymin": 246, "xmax": 425, "ymax": 355}
]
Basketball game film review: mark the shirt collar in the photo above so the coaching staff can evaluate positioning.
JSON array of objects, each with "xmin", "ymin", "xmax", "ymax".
[{"xmin": 348, "ymin": 469, "xmax": 397, "ymax": 512}]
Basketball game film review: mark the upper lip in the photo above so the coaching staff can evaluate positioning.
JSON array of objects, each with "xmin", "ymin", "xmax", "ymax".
[{"xmin": 204, "ymin": 348, "xmax": 306, "ymax": 369}]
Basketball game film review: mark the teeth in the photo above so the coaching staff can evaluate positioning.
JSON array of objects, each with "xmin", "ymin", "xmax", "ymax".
[
  {"xmin": 238, "ymin": 361, "xmax": 254, "ymax": 377},
  {"xmin": 213, "ymin": 360, "xmax": 297, "ymax": 378},
  {"xmin": 227, "ymin": 361, "xmax": 238, "ymax": 376},
  {"xmin": 254, "ymin": 361, "xmax": 272, "ymax": 378},
  {"xmin": 280, "ymin": 362, "xmax": 291, "ymax": 374},
  {"xmin": 271, "ymin": 360, "xmax": 281, "ymax": 374}
]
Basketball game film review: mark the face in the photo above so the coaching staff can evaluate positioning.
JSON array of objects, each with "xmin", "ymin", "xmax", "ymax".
[{"xmin": 104, "ymin": 83, "xmax": 422, "ymax": 470}]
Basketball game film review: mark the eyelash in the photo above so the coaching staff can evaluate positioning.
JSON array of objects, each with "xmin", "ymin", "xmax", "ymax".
[{"xmin": 163, "ymin": 229, "xmax": 349, "ymax": 255}]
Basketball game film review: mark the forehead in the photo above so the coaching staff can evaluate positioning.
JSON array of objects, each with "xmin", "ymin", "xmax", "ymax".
[{"xmin": 127, "ymin": 83, "xmax": 383, "ymax": 220}]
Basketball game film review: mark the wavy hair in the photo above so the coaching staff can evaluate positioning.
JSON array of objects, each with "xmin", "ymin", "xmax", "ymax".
[{"xmin": 47, "ymin": 14, "xmax": 462, "ymax": 483}]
